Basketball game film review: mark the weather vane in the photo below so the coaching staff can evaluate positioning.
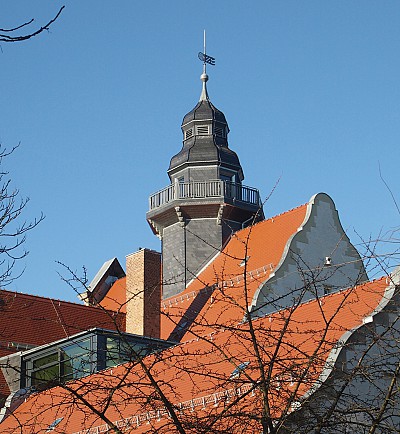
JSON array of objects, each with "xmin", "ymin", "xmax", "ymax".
[
  {"xmin": 198, "ymin": 30, "xmax": 215, "ymax": 69},
  {"xmin": 198, "ymin": 30, "xmax": 214, "ymax": 101}
]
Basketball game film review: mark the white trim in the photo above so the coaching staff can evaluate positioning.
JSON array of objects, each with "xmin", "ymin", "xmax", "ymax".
[
  {"xmin": 300, "ymin": 268, "xmax": 399, "ymax": 404},
  {"xmin": 249, "ymin": 195, "xmax": 317, "ymax": 311},
  {"xmin": 181, "ymin": 118, "xmax": 215, "ymax": 128}
]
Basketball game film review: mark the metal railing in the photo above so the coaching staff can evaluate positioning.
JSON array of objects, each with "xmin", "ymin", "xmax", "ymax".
[{"xmin": 149, "ymin": 180, "xmax": 261, "ymax": 210}]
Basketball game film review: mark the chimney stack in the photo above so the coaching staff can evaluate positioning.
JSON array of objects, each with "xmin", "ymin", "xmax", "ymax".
[{"xmin": 125, "ymin": 248, "xmax": 161, "ymax": 338}]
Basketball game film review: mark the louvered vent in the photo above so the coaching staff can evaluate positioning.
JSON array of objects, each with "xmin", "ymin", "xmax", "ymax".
[
  {"xmin": 185, "ymin": 129, "xmax": 193, "ymax": 140},
  {"xmin": 215, "ymin": 126, "xmax": 224, "ymax": 137},
  {"xmin": 196, "ymin": 125, "xmax": 209, "ymax": 135}
]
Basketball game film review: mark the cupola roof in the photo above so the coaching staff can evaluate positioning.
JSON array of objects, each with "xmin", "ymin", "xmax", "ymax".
[
  {"xmin": 168, "ymin": 60, "xmax": 243, "ymax": 180},
  {"xmin": 181, "ymin": 98, "xmax": 228, "ymax": 127},
  {"xmin": 181, "ymin": 69, "xmax": 228, "ymax": 126}
]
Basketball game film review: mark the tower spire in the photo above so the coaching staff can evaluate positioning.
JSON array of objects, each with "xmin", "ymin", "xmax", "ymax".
[
  {"xmin": 198, "ymin": 30, "xmax": 215, "ymax": 101},
  {"xmin": 147, "ymin": 40, "xmax": 264, "ymax": 298},
  {"xmin": 203, "ymin": 29, "xmax": 207, "ymax": 76}
]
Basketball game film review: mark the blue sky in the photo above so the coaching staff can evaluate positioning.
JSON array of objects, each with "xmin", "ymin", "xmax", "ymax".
[{"xmin": 1, "ymin": 1, "xmax": 399, "ymax": 302}]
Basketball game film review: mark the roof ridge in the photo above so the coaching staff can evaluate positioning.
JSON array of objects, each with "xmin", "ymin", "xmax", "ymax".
[
  {"xmin": 233, "ymin": 202, "xmax": 308, "ymax": 235},
  {"xmin": 0, "ymin": 288, "xmax": 108, "ymax": 311},
  {"xmin": 267, "ymin": 202, "xmax": 308, "ymax": 221},
  {"xmin": 180, "ymin": 276, "xmax": 389, "ymax": 342}
]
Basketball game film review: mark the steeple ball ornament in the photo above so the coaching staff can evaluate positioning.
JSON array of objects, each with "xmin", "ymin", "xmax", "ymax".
[
  {"xmin": 200, "ymin": 72, "xmax": 208, "ymax": 82},
  {"xmin": 199, "ymin": 71, "xmax": 209, "ymax": 102}
]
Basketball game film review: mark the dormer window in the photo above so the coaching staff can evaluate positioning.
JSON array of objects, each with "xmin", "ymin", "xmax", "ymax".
[
  {"xmin": 19, "ymin": 329, "xmax": 173, "ymax": 389},
  {"xmin": 185, "ymin": 128, "xmax": 193, "ymax": 140},
  {"xmin": 196, "ymin": 125, "xmax": 209, "ymax": 135}
]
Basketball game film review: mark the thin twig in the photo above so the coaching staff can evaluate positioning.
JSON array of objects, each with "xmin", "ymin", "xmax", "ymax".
[{"xmin": 378, "ymin": 160, "xmax": 400, "ymax": 216}]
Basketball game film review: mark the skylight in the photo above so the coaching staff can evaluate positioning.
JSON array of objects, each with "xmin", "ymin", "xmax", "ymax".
[
  {"xmin": 230, "ymin": 361, "xmax": 250, "ymax": 379},
  {"xmin": 46, "ymin": 417, "xmax": 63, "ymax": 432},
  {"xmin": 239, "ymin": 256, "xmax": 250, "ymax": 267}
]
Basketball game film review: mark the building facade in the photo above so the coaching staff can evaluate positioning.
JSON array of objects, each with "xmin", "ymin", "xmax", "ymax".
[{"xmin": 0, "ymin": 53, "xmax": 398, "ymax": 433}]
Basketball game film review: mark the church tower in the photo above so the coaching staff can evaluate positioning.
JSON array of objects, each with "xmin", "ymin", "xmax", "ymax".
[{"xmin": 147, "ymin": 49, "xmax": 264, "ymax": 299}]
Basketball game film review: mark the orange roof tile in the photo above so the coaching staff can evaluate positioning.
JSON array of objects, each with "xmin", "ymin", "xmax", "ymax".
[
  {"xmin": 99, "ymin": 276, "xmax": 127, "ymax": 313},
  {"xmin": 160, "ymin": 204, "xmax": 308, "ymax": 340},
  {"xmin": 0, "ymin": 277, "xmax": 387, "ymax": 433},
  {"xmin": 95, "ymin": 204, "xmax": 307, "ymax": 341}
]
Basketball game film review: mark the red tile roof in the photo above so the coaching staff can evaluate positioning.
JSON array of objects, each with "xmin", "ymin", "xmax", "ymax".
[
  {"xmin": 0, "ymin": 290, "xmax": 125, "ymax": 399},
  {"xmin": 0, "ymin": 277, "xmax": 388, "ymax": 433}
]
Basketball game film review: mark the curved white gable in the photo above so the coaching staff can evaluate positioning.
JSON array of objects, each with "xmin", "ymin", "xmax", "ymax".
[{"xmin": 250, "ymin": 193, "xmax": 368, "ymax": 317}]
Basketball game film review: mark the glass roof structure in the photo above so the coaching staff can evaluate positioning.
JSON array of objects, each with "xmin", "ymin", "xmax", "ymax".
[{"xmin": 17, "ymin": 328, "xmax": 174, "ymax": 389}]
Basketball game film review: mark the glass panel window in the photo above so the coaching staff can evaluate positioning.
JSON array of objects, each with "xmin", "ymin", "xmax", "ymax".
[
  {"xmin": 46, "ymin": 417, "xmax": 63, "ymax": 432},
  {"xmin": 60, "ymin": 338, "xmax": 93, "ymax": 381},
  {"xmin": 106, "ymin": 337, "xmax": 119, "ymax": 367},
  {"xmin": 106, "ymin": 337, "xmax": 127, "ymax": 367},
  {"xmin": 230, "ymin": 361, "xmax": 250, "ymax": 379},
  {"xmin": 62, "ymin": 338, "xmax": 91, "ymax": 359},
  {"xmin": 60, "ymin": 353, "xmax": 92, "ymax": 381},
  {"xmin": 22, "ymin": 330, "xmax": 174, "ymax": 388},
  {"xmin": 105, "ymin": 337, "xmax": 146, "ymax": 368},
  {"xmin": 32, "ymin": 352, "xmax": 58, "ymax": 370},
  {"xmin": 31, "ymin": 352, "xmax": 60, "ymax": 386}
]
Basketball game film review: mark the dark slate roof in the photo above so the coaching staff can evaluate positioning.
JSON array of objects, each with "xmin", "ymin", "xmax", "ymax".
[
  {"xmin": 169, "ymin": 136, "xmax": 242, "ymax": 174},
  {"xmin": 181, "ymin": 99, "xmax": 228, "ymax": 126},
  {"xmin": 169, "ymin": 98, "xmax": 243, "ymax": 176}
]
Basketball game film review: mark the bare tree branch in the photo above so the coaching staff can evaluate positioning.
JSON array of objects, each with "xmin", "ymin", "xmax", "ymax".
[{"xmin": 0, "ymin": 6, "xmax": 64, "ymax": 43}]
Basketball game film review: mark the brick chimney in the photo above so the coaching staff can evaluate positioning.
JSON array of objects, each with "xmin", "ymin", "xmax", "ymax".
[{"xmin": 125, "ymin": 248, "xmax": 161, "ymax": 338}]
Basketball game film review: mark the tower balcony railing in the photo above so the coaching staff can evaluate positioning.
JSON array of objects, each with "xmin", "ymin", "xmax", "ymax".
[{"xmin": 149, "ymin": 180, "xmax": 261, "ymax": 211}]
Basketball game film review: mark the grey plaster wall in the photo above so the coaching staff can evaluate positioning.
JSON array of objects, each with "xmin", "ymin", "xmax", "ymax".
[
  {"xmin": 284, "ymin": 279, "xmax": 400, "ymax": 433},
  {"xmin": 162, "ymin": 222, "xmax": 186, "ymax": 299},
  {"xmin": 162, "ymin": 218, "xmax": 223, "ymax": 300},
  {"xmin": 170, "ymin": 166, "xmax": 218, "ymax": 183},
  {"xmin": 185, "ymin": 218, "xmax": 222, "ymax": 281},
  {"xmin": 251, "ymin": 193, "xmax": 367, "ymax": 317},
  {"xmin": 0, "ymin": 353, "xmax": 22, "ymax": 394},
  {"xmin": 188, "ymin": 167, "xmax": 218, "ymax": 182}
]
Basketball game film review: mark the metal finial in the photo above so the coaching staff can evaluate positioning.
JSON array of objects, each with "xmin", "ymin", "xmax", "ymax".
[{"xmin": 198, "ymin": 30, "xmax": 215, "ymax": 101}]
